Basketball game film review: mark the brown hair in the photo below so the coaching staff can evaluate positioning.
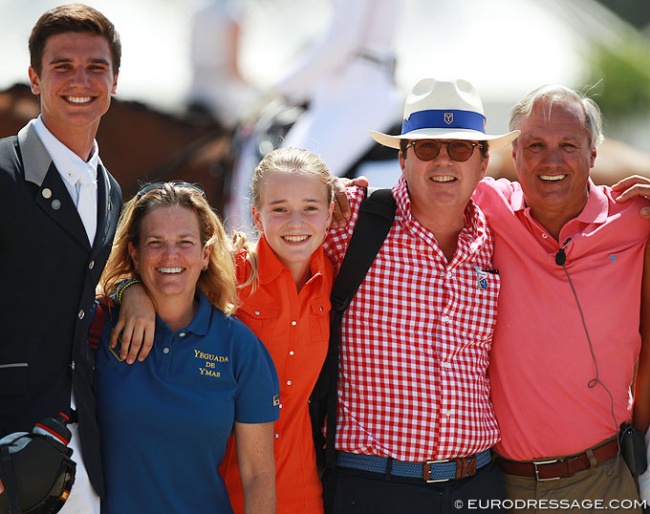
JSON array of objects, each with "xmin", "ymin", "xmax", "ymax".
[{"xmin": 29, "ymin": 3, "xmax": 122, "ymax": 76}]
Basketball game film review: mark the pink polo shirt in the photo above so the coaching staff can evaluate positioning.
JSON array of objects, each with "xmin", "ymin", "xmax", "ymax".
[{"xmin": 474, "ymin": 177, "xmax": 650, "ymax": 461}]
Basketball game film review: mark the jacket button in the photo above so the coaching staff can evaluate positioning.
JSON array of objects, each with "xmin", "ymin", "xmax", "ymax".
[
  {"xmin": 88, "ymin": 260, "xmax": 95, "ymax": 269},
  {"xmin": 78, "ymin": 310, "xmax": 85, "ymax": 320}
]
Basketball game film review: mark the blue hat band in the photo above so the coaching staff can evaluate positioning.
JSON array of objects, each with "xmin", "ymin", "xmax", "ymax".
[{"xmin": 402, "ymin": 109, "xmax": 486, "ymax": 135}]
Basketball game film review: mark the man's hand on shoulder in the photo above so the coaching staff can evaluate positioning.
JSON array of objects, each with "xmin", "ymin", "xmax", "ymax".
[
  {"xmin": 331, "ymin": 176, "xmax": 369, "ymax": 228},
  {"xmin": 612, "ymin": 175, "xmax": 650, "ymax": 219},
  {"xmin": 110, "ymin": 283, "xmax": 156, "ymax": 364}
]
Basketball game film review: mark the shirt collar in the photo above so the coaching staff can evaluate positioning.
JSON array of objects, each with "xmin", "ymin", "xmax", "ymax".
[
  {"xmin": 255, "ymin": 235, "xmax": 328, "ymax": 286},
  {"xmin": 575, "ymin": 179, "xmax": 608, "ymax": 224},
  {"xmin": 156, "ymin": 291, "xmax": 212, "ymax": 337},
  {"xmin": 510, "ymin": 178, "xmax": 608, "ymax": 225},
  {"xmin": 392, "ymin": 175, "xmax": 483, "ymax": 237},
  {"xmin": 33, "ymin": 115, "xmax": 99, "ymax": 188}
]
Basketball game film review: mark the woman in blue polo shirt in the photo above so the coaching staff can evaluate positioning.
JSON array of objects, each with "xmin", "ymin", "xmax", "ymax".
[{"xmin": 94, "ymin": 182, "xmax": 279, "ymax": 514}]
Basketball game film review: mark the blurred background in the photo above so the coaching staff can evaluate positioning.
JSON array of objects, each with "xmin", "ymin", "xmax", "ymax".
[
  {"xmin": 2, "ymin": 0, "xmax": 650, "ymax": 213},
  {"xmin": 2, "ymin": 0, "xmax": 650, "ymax": 143}
]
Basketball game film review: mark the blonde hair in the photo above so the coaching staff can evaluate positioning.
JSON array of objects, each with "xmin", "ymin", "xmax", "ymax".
[
  {"xmin": 101, "ymin": 182, "xmax": 238, "ymax": 315},
  {"xmin": 233, "ymin": 148, "xmax": 335, "ymax": 290},
  {"xmin": 250, "ymin": 147, "xmax": 335, "ymax": 209}
]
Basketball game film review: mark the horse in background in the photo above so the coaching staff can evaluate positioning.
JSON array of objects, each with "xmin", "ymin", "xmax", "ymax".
[{"xmin": 0, "ymin": 83, "xmax": 231, "ymax": 212}]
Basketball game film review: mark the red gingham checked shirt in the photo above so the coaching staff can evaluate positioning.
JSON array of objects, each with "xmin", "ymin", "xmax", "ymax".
[{"xmin": 322, "ymin": 178, "xmax": 500, "ymax": 461}]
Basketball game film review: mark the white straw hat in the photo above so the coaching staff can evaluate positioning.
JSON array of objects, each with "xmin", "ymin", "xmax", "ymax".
[{"xmin": 370, "ymin": 78, "xmax": 519, "ymax": 150}]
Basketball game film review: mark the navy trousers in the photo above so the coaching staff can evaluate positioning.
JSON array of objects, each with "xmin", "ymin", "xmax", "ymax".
[{"xmin": 330, "ymin": 461, "xmax": 506, "ymax": 514}]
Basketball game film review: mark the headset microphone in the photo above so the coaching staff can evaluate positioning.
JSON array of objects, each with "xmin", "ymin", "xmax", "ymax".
[{"xmin": 555, "ymin": 238, "xmax": 572, "ymax": 266}]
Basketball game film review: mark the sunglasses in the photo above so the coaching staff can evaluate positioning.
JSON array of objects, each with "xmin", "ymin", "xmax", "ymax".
[
  {"xmin": 407, "ymin": 140, "xmax": 484, "ymax": 162},
  {"xmin": 136, "ymin": 181, "xmax": 206, "ymax": 199}
]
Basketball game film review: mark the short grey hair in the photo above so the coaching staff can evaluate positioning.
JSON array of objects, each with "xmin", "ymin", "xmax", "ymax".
[{"xmin": 509, "ymin": 84, "xmax": 604, "ymax": 148}]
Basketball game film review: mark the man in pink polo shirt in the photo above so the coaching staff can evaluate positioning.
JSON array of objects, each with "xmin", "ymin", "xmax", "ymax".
[{"xmin": 473, "ymin": 85, "xmax": 650, "ymax": 510}]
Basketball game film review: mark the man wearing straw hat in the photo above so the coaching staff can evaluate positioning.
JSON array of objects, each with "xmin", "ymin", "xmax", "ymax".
[
  {"xmin": 321, "ymin": 77, "xmax": 518, "ymax": 513},
  {"xmin": 343, "ymin": 81, "xmax": 650, "ymax": 511}
]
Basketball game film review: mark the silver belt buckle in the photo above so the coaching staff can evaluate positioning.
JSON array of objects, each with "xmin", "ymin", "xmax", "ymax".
[
  {"xmin": 533, "ymin": 459, "xmax": 561, "ymax": 481},
  {"xmin": 423, "ymin": 459, "xmax": 450, "ymax": 483}
]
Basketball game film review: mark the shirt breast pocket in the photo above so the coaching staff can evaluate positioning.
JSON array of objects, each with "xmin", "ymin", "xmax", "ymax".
[
  {"xmin": 463, "ymin": 268, "xmax": 501, "ymax": 344},
  {"xmin": 309, "ymin": 297, "xmax": 331, "ymax": 343},
  {"xmin": 237, "ymin": 302, "xmax": 281, "ymax": 333}
]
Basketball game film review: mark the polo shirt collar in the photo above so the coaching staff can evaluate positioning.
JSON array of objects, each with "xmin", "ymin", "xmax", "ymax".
[
  {"xmin": 156, "ymin": 291, "xmax": 212, "ymax": 337},
  {"xmin": 511, "ymin": 178, "xmax": 608, "ymax": 225},
  {"xmin": 575, "ymin": 179, "xmax": 608, "ymax": 224}
]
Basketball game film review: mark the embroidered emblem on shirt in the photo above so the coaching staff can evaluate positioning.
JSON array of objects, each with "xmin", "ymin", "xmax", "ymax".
[
  {"xmin": 475, "ymin": 266, "xmax": 488, "ymax": 291},
  {"xmin": 273, "ymin": 394, "xmax": 280, "ymax": 407},
  {"xmin": 194, "ymin": 349, "xmax": 229, "ymax": 378}
]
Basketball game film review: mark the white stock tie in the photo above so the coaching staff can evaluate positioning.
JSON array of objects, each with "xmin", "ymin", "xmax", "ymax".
[{"xmin": 76, "ymin": 172, "xmax": 97, "ymax": 245}]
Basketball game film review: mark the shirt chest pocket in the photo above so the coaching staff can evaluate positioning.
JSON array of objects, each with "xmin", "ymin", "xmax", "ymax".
[
  {"xmin": 236, "ymin": 302, "xmax": 281, "ymax": 334},
  {"xmin": 454, "ymin": 269, "xmax": 501, "ymax": 345},
  {"xmin": 309, "ymin": 297, "xmax": 331, "ymax": 344}
]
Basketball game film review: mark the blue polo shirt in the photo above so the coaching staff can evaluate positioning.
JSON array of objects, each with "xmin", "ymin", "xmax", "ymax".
[{"xmin": 95, "ymin": 292, "xmax": 280, "ymax": 514}]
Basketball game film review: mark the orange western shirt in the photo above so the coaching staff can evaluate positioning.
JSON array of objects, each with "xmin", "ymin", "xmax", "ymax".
[{"xmin": 221, "ymin": 236, "xmax": 333, "ymax": 514}]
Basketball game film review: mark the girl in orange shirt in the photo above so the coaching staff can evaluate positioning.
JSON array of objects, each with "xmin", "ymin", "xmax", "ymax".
[{"xmin": 221, "ymin": 147, "xmax": 335, "ymax": 514}]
